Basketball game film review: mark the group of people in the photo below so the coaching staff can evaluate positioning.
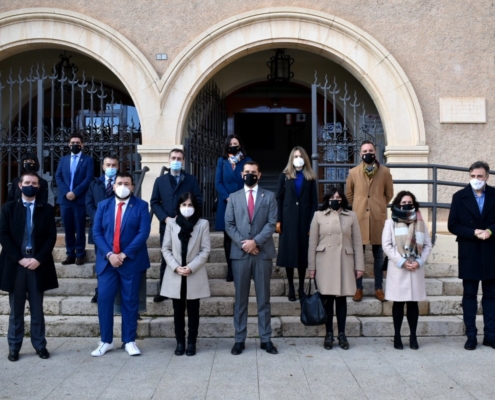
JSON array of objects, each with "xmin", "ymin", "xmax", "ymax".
[{"xmin": 0, "ymin": 132, "xmax": 493, "ymax": 362}]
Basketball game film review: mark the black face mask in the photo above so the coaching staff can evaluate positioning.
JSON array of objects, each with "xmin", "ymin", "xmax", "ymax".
[
  {"xmin": 244, "ymin": 173, "xmax": 258, "ymax": 187},
  {"xmin": 23, "ymin": 162, "xmax": 36, "ymax": 172},
  {"xmin": 401, "ymin": 204, "xmax": 414, "ymax": 211},
  {"xmin": 70, "ymin": 144, "xmax": 82, "ymax": 154},
  {"xmin": 362, "ymin": 153, "xmax": 375, "ymax": 165},
  {"xmin": 228, "ymin": 146, "xmax": 240, "ymax": 154},
  {"xmin": 329, "ymin": 200, "xmax": 341, "ymax": 211},
  {"xmin": 21, "ymin": 185, "xmax": 39, "ymax": 198}
]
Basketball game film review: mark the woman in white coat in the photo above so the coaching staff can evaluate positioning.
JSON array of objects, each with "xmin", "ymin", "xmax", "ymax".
[
  {"xmin": 161, "ymin": 192, "xmax": 211, "ymax": 356},
  {"xmin": 382, "ymin": 191, "xmax": 432, "ymax": 350}
]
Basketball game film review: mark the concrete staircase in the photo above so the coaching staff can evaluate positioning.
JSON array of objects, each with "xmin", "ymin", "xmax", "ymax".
[{"xmin": 0, "ymin": 232, "xmax": 481, "ymax": 339}]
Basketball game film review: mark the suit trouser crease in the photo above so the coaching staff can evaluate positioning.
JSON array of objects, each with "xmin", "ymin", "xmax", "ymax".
[
  {"xmin": 232, "ymin": 256, "xmax": 272, "ymax": 343},
  {"xmin": 463, "ymin": 279, "xmax": 495, "ymax": 338},
  {"xmin": 356, "ymin": 244, "xmax": 384, "ymax": 290},
  {"xmin": 60, "ymin": 202, "xmax": 86, "ymax": 258},
  {"xmin": 97, "ymin": 267, "xmax": 142, "ymax": 343},
  {"xmin": 172, "ymin": 276, "xmax": 200, "ymax": 343},
  {"xmin": 8, "ymin": 266, "xmax": 46, "ymax": 352}
]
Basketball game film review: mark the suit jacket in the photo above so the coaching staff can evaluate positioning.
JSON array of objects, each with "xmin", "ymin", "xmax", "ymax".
[
  {"xmin": 225, "ymin": 186, "xmax": 277, "ymax": 260},
  {"xmin": 55, "ymin": 153, "xmax": 94, "ymax": 205},
  {"xmin": 160, "ymin": 218, "xmax": 211, "ymax": 299},
  {"xmin": 93, "ymin": 195, "xmax": 151, "ymax": 276},
  {"xmin": 214, "ymin": 156, "xmax": 252, "ymax": 231},
  {"xmin": 0, "ymin": 199, "xmax": 58, "ymax": 292},
  {"xmin": 86, "ymin": 175, "xmax": 114, "ymax": 245},
  {"xmin": 448, "ymin": 184, "xmax": 495, "ymax": 280},
  {"xmin": 150, "ymin": 171, "xmax": 203, "ymax": 234}
]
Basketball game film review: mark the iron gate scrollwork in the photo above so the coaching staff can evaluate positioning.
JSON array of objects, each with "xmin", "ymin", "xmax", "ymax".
[
  {"xmin": 184, "ymin": 80, "xmax": 227, "ymax": 225},
  {"xmin": 0, "ymin": 59, "xmax": 142, "ymax": 223}
]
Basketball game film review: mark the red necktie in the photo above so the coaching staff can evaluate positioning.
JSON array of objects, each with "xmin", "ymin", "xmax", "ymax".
[
  {"xmin": 113, "ymin": 202, "xmax": 125, "ymax": 253},
  {"xmin": 248, "ymin": 190, "xmax": 254, "ymax": 222}
]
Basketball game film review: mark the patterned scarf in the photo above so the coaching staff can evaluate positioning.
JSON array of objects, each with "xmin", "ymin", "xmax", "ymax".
[
  {"xmin": 392, "ymin": 207, "xmax": 426, "ymax": 258},
  {"xmin": 228, "ymin": 152, "xmax": 244, "ymax": 170},
  {"xmin": 362, "ymin": 161, "xmax": 378, "ymax": 179}
]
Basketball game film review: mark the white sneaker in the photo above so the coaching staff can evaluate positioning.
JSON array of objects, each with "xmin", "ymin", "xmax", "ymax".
[
  {"xmin": 125, "ymin": 342, "xmax": 141, "ymax": 356},
  {"xmin": 91, "ymin": 341, "xmax": 114, "ymax": 357}
]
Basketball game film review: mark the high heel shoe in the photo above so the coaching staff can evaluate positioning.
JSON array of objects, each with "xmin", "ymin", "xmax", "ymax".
[
  {"xmin": 338, "ymin": 332, "xmax": 349, "ymax": 350},
  {"xmin": 287, "ymin": 283, "xmax": 296, "ymax": 302},
  {"xmin": 409, "ymin": 335, "xmax": 419, "ymax": 350},
  {"xmin": 324, "ymin": 333, "xmax": 334, "ymax": 350},
  {"xmin": 394, "ymin": 336, "xmax": 403, "ymax": 350}
]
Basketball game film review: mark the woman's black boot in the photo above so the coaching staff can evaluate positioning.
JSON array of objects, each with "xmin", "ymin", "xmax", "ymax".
[
  {"xmin": 338, "ymin": 332, "xmax": 349, "ymax": 350},
  {"xmin": 287, "ymin": 283, "xmax": 296, "ymax": 302},
  {"xmin": 186, "ymin": 342, "xmax": 196, "ymax": 356},
  {"xmin": 394, "ymin": 335, "xmax": 403, "ymax": 350},
  {"xmin": 409, "ymin": 335, "xmax": 419, "ymax": 350},
  {"xmin": 324, "ymin": 333, "xmax": 334, "ymax": 350},
  {"xmin": 175, "ymin": 339, "xmax": 185, "ymax": 356}
]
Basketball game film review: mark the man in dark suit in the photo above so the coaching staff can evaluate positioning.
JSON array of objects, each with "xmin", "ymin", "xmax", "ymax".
[
  {"xmin": 55, "ymin": 133, "xmax": 94, "ymax": 265},
  {"xmin": 86, "ymin": 155, "xmax": 119, "ymax": 303},
  {"xmin": 91, "ymin": 172, "xmax": 151, "ymax": 357},
  {"xmin": 150, "ymin": 148, "xmax": 202, "ymax": 302},
  {"xmin": 0, "ymin": 172, "xmax": 58, "ymax": 362},
  {"xmin": 225, "ymin": 161, "xmax": 278, "ymax": 355},
  {"xmin": 448, "ymin": 161, "xmax": 495, "ymax": 351}
]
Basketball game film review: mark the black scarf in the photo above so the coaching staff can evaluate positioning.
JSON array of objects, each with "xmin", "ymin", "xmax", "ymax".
[{"xmin": 175, "ymin": 212, "xmax": 200, "ymax": 266}]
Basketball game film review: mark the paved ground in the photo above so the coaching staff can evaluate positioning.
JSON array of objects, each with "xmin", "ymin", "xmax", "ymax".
[{"xmin": 0, "ymin": 336, "xmax": 493, "ymax": 400}]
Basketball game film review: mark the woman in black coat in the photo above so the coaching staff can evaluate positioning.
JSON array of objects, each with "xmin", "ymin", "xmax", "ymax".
[
  {"xmin": 7, "ymin": 153, "xmax": 49, "ymax": 203},
  {"xmin": 276, "ymin": 146, "xmax": 318, "ymax": 301}
]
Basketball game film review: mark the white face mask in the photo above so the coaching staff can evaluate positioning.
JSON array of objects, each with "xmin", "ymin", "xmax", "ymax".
[
  {"xmin": 180, "ymin": 207, "xmax": 195, "ymax": 218},
  {"xmin": 470, "ymin": 178, "xmax": 485, "ymax": 191},
  {"xmin": 115, "ymin": 185, "xmax": 131, "ymax": 199},
  {"xmin": 293, "ymin": 158, "xmax": 305, "ymax": 168}
]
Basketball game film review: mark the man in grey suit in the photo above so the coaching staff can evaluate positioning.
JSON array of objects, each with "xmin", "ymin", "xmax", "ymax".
[{"xmin": 225, "ymin": 161, "xmax": 278, "ymax": 355}]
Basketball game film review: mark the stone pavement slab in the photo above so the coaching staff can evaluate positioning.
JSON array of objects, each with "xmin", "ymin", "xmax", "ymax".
[{"xmin": 0, "ymin": 336, "xmax": 494, "ymax": 399}]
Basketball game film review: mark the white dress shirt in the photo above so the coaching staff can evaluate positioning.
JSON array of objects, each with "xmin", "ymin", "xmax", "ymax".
[
  {"xmin": 114, "ymin": 196, "xmax": 131, "ymax": 223},
  {"xmin": 244, "ymin": 184, "xmax": 258, "ymax": 206}
]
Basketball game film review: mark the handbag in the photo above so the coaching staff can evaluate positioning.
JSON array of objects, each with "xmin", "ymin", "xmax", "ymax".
[{"xmin": 300, "ymin": 278, "xmax": 327, "ymax": 326}]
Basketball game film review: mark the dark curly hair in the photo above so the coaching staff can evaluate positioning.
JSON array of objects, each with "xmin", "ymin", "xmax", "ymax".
[{"xmin": 391, "ymin": 190, "xmax": 420, "ymax": 211}]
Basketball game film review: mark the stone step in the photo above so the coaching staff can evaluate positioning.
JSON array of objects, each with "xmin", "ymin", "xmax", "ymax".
[{"xmin": 0, "ymin": 315, "xmax": 479, "ymax": 338}]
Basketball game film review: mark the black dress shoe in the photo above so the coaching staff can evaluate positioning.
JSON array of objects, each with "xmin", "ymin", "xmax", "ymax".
[
  {"xmin": 260, "ymin": 341, "xmax": 278, "ymax": 354},
  {"xmin": 75, "ymin": 257, "xmax": 86, "ymax": 266},
  {"xmin": 36, "ymin": 348, "xmax": 50, "ymax": 359},
  {"xmin": 91, "ymin": 290, "xmax": 98, "ymax": 303},
  {"xmin": 61, "ymin": 257, "xmax": 75, "ymax": 265},
  {"xmin": 231, "ymin": 342, "xmax": 245, "ymax": 355},
  {"xmin": 175, "ymin": 341, "xmax": 185, "ymax": 356},
  {"xmin": 186, "ymin": 343, "xmax": 196, "ymax": 356},
  {"xmin": 338, "ymin": 333, "xmax": 349, "ymax": 350},
  {"xmin": 394, "ymin": 336, "xmax": 404, "ymax": 350},
  {"xmin": 409, "ymin": 336, "xmax": 419, "ymax": 350},
  {"xmin": 464, "ymin": 337, "xmax": 477, "ymax": 350},
  {"xmin": 153, "ymin": 295, "xmax": 168, "ymax": 303},
  {"xmin": 8, "ymin": 350, "xmax": 19, "ymax": 362},
  {"xmin": 324, "ymin": 333, "xmax": 334, "ymax": 350}
]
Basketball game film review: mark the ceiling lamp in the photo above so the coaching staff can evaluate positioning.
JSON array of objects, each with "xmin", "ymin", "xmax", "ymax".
[{"xmin": 266, "ymin": 49, "xmax": 294, "ymax": 83}]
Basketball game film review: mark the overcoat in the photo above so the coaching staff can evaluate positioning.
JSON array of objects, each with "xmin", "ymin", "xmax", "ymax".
[
  {"xmin": 382, "ymin": 219, "xmax": 432, "ymax": 301},
  {"xmin": 161, "ymin": 218, "xmax": 211, "ymax": 299},
  {"xmin": 345, "ymin": 163, "xmax": 394, "ymax": 245},
  {"xmin": 0, "ymin": 199, "xmax": 58, "ymax": 292},
  {"xmin": 214, "ymin": 156, "xmax": 251, "ymax": 231},
  {"xmin": 275, "ymin": 172, "xmax": 318, "ymax": 268},
  {"xmin": 448, "ymin": 184, "xmax": 495, "ymax": 280},
  {"xmin": 308, "ymin": 209, "xmax": 364, "ymax": 296}
]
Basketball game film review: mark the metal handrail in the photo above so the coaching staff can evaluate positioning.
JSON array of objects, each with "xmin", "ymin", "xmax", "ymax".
[{"xmin": 133, "ymin": 166, "xmax": 149, "ymax": 199}]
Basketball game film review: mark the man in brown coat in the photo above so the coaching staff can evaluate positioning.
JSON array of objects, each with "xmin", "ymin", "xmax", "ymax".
[{"xmin": 346, "ymin": 141, "xmax": 394, "ymax": 302}]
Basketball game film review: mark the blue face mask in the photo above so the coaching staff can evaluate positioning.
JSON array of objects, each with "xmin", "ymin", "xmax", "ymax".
[
  {"xmin": 170, "ymin": 161, "xmax": 182, "ymax": 171},
  {"xmin": 105, "ymin": 168, "xmax": 117, "ymax": 178}
]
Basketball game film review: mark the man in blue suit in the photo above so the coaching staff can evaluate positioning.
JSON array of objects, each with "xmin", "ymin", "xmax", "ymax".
[
  {"xmin": 91, "ymin": 172, "xmax": 151, "ymax": 357},
  {"xmin": 55, "ymin": 133, "xmax": 94, "ymax": 265}
]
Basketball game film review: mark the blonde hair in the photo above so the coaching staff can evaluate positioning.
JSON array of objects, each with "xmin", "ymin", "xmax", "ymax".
[{"xmin": 283, "ymin": 146, "xmax": 317, "ymax": 180}]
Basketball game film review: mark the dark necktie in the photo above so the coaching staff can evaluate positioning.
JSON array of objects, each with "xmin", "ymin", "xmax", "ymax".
[
  {"xmin": 113, "ymin": 202, "xmax": 125, "ymax": 254},
  {"xmin": 248, "ymin": 190, "xmax": 254, "ymax": 222},
  {"xmin": 25, "ymin": 202, "xmax": 33, "ymax": 249},
  {"xmin": 106, "ymin": 179, "xmax": 113, "ymax": 197}
]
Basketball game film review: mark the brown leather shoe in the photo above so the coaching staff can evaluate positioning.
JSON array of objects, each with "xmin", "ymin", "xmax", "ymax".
[
  {"xmin": 375, "ymin": 289, "xmax": 386, "ymax": 302},
  {"xmin": 352, "ymin": 289, "xmax": 363, "ymax": 302}
]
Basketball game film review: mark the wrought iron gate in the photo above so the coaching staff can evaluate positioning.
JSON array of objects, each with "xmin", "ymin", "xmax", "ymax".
[
  {"xmin": 0, "ymin": 57, "xmax": 141, "ymax": 209},
  {"xmin": 184, "ymin": 80, "xmax": 227, "ymax": 225},
  {"xmin": 311, "ymin": 73, "xmax": 382, "ymax": 197}
]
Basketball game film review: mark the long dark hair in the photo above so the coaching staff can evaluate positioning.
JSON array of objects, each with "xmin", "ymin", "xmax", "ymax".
[
  {"xmin": 391, "ymin": 191, "xmax": 420, "ymax": 211},
  {"xmin": 175, "ymin": 192, "xmax": 201, "ymax": 219},
  {"xmin": 320, "ymin": 186, "xmax": 349, "ymax": 211},
  {"xmin": 222, "ymin": 134, "xmax": 247, "ymax": 159}
]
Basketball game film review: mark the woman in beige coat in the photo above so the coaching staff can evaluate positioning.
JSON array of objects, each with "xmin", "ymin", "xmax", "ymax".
[
  {"xmin": 308, "ymin": 187, "xmax": 364, "ymax": 350},
  {"xmin": 382, "ymin": 191, "xmax": 432, "ymax": 350},
  {"xmin": 161, "ymin": 192, "xmax": 211, "ymax": 356}
]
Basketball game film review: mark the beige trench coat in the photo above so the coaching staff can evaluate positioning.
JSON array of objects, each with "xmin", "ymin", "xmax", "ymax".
[
  {"xmin": 345, "ymin": 163, "xmax": 394, "ymax": 245},
  {"xmin": 308, "ymin": 209, "xmax": 365, "ymax": 296},
  {"xmin": 382, "ymin": 219, "xmax": 432, "ymax": 301},
  {"xmin": 160, "ymin": 218, "xmax": 211, "ymax": 299}
]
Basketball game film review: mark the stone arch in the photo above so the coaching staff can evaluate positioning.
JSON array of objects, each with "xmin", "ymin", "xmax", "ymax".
[{"xmin": 161, "ymin": 7, "xmax": 428, "ymax": 162}]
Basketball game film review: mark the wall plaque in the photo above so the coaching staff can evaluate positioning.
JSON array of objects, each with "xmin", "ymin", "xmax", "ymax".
[{"xmin": 439, "ymin": 97, "xmax": 486, "ymax": 123}]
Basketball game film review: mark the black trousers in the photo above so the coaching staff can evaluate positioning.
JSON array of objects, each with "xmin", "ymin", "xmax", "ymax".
[
  {"xmin": 172, "ymin": 276, "xmax": 200, "ymax": 343},
  {"xmin": 321, "ymin": 295, "xmax": 347, "ymax": 334},
  {"xmin": 463, "ymin": 279, "xmax": 495, "ymax": 339},
  {"xmin": 8, "ymin": 266, "xmax": 46, "ymax": 352},
  {"xmin": 356, "ymin": 245, "xmax": 384, "ymax": 290}
]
